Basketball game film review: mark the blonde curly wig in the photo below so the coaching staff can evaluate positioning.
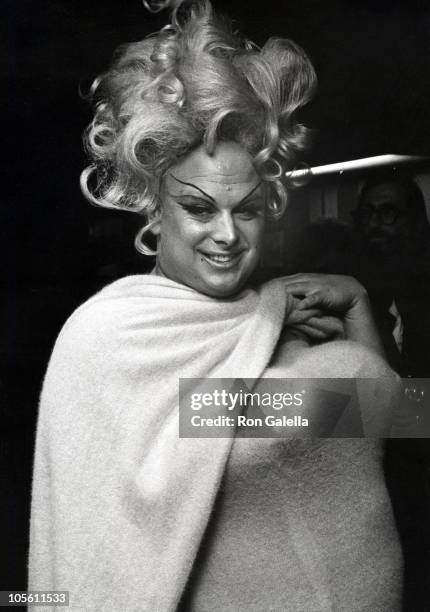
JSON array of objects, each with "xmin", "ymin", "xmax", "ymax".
[{"xmin": 80, "ymin": 0, "xmax": 317, "ymax": 253}]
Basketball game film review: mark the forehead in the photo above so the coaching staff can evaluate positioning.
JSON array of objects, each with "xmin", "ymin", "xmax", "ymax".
[
  {"xmin": 361, "ymin": 182, "xmax": 407, "ymax": 209},
  {"xmin": 166, "ymin": 142, "xmax": 259, "ymax": 188}
]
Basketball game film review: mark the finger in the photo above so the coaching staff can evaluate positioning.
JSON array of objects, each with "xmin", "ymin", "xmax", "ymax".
[
  {"xmin": 306, "ymin": 315, "xmax": 344, "ymax": 330},
  {"xmin": 293, "ymin": 323, "xmax": 331, "ymax": 341},
  {"xmin": 287, "ymin": 307, "xmax": 322, "ymax": 324},
  {"xmin": 295, "ymin": 292, "xmax": 326, "ymax": 310},
  {"xmin": 304, "ymin": 316, "xmax": 344, "ymax": 336},
  {"xmin": 280, "ymin": 273, "xmax": 319, "ymax": 282},
  {"xmin": 283, "ymin": 281, "xmax": 315, "ymax": 297}
]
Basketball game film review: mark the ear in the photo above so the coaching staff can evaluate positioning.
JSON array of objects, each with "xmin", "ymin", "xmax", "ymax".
[{"xmin": 147, "ymin": 208, "xmax": 162, "ymax": 236}]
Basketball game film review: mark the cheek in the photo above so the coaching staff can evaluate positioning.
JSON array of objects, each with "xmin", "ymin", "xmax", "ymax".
[
  {"xmin": 243, "ymin": 220, "xmax": 265, "ymax": 252},
  {"xmin": 160, "ymin": 213, "xmax": 207, "ymax": 254},
  {"xmin": 397, "ymin": 220, "xmax": 412, "ymax": 236},
  {"xmin": 383, "ymin": 223, "xmax": 403, "ymax": 238}
]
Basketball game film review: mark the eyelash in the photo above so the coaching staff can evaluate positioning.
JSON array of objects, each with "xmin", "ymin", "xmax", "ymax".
[
  {"xmin": 179, "ymin": 204, "xmax": 213, "ymax": 217},
  {"xmin": 178, "ymin": 202, "xmax": 264, "ymax": 220}
]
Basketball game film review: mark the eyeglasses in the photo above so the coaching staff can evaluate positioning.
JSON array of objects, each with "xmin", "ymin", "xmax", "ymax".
[{"xmin": 352, "ymin": 204, "xmax": 406, "ymax": 226}]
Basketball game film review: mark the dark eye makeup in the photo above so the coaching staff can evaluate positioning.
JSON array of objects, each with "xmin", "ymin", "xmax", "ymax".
[
  {"xmin": 172, "ymin": 196, "xmax": 265, "ymax": 220},
  {"xmin": 175, "ymin": 199, "xmax": 215, "ymax": 218},
  {"xmin": 236, "ymin": 200, "xmax": 265, "ymax": 217}
]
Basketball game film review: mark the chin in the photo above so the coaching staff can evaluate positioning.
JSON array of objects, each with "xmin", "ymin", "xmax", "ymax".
[{"xmin": 201, "ymin": 276, "xmax": 249, "ymax": 298}]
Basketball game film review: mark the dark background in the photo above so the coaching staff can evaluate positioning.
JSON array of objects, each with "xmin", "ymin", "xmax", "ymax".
[{"xmin": 2, "ymin": 0, "xmax": 430, "ymax": 603}]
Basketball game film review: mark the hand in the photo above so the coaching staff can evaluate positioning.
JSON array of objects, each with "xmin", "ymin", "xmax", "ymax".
[
  {"xmin": 282, "ymin": 273, "xmax": 368, "ymax": 320},
  {"xmin": 290, "ymin": 314, "xmax": 345, "ymax": 341},
  {"xmin": 284, "ymin": 294, "xmax": 345, "ymax": 342},
  {"xmin": 281, "ymin": 273, "xmax": 385, "ymax": 356}
]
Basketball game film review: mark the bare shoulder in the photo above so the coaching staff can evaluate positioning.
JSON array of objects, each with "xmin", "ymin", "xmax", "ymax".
[
  {"xmin": 265, "ymin": 339, "xmax": 400, "ymax": 436},
  {"xmin": 303, "ymin": 340, "xmax": 395, "ymax": 378},
  {"xmin": 268, "ymin": 337, "xmax": 397, "ymax": 379}
]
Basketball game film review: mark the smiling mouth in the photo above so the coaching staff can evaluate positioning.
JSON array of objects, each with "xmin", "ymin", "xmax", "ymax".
[{"xmin": 199, "ymin": 251, "xmax": 243, "ymax": 269}]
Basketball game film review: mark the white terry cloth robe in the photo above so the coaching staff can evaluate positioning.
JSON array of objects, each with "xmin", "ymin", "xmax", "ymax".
[{"xmin": 29, "ymin": 274, "xmax": 402, "ymax": 611}]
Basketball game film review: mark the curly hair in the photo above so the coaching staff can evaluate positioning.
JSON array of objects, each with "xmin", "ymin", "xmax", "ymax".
[{"xmin": 80, "ymin": 0, "xmax": 317, "ymax": 253}]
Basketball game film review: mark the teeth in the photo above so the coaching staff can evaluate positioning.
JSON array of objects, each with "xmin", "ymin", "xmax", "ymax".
[{"xmin": 206, "ymin": 254, "xmax": 235, "ymax": 262}]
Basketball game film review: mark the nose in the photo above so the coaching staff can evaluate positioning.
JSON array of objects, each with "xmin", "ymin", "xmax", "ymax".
[
  {"xmin": 367, "ymin": 210, "xmax": 381, "ymax": 230},
  {"xmin": 211, "ymin": 211, "xmax": 239, "ymax": 247}
]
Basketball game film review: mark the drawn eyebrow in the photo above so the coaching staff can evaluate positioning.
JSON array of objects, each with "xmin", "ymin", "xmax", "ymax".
[
  {"xmin": 235, "ymin": 181, "xmax": 263, "ymax": 206},
  {"xmin": 170, "ymin": 174, "xmax": 262, "ymax": 207},
  {"xmin": 170, "ymin": 175, "xmax": 216, "ymax": 202}
]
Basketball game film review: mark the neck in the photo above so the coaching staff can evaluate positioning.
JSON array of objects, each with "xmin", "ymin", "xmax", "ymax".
[{"xmin": 154, "ymin": 259, "xmax": 166, "ymax": 277}]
